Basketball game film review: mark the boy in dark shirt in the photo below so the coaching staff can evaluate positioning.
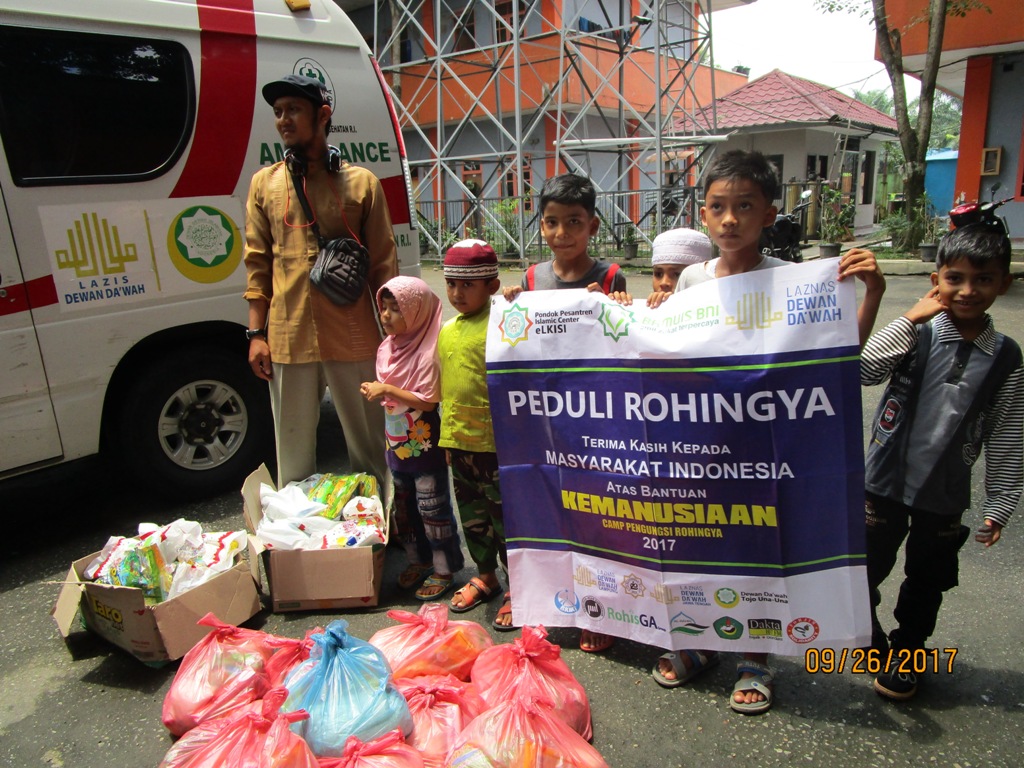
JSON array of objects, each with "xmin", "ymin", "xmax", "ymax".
[
  {"xmin": 502, "ymin": 173, "xmax": 623, "ymax": 652},
  {"xmin": 503, "ymin": 173, "xmax": 627, "ymax": 300},
  {"xmin": 861, "ymin": 222, "xmax": 1022, "ymax": 701}
]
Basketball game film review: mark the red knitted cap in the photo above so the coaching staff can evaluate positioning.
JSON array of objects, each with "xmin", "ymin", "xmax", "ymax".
[{"xmin": 443, "ymin": 239, "xmax": 499, "ymax": 279}]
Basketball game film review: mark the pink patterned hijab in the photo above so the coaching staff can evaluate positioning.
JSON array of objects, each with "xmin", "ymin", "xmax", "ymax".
[{"xmin": 375, "ymin": 276, "xmax": 442, "ymax": 409}]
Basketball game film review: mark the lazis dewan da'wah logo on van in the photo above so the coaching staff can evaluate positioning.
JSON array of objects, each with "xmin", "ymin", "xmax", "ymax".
[
  {"xmin": 53, "ymin": 211, "xmax": 140, "ymax": 279},
  {"xmin": 167, "ymin": 205, "xmax": 242, "ymax": 284},
  {"xmin": 44, "ymin": 199, "xmax": 245, "ymax": 311}
]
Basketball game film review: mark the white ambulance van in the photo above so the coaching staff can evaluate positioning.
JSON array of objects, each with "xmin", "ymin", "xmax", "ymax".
[{"xmin": 0, "ymin": 0, "xmax": 418, "ymax": 497}]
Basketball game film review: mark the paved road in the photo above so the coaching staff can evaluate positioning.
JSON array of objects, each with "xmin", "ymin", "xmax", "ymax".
[{"xmin": 2, "ymin": 266, "xmax": 1022, "ymax": 768}]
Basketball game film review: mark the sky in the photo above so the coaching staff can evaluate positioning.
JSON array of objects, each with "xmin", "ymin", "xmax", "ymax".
[{"xmin": 709, "ymin": 0, "xmax": 921, "ymax": 101}]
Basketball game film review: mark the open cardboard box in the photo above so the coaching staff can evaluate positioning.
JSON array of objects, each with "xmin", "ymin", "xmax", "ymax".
[
  {"xmin": 52, "ymin": 554, "xmax": 260, "ymax": 663},
  {"xmin": 241, "ymin": 464, "xmax": 387, "ymax": 612}
]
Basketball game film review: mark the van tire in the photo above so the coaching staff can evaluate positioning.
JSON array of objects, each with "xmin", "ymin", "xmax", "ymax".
[{"xmin": 110, "ymin": 348, "xmax": 272, "ymax": 499}]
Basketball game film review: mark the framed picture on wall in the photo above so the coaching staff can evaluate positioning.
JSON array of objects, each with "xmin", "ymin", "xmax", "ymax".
[{"xmin": 981, "ymin": 147, "xmax": 1001, "ymax": 176}]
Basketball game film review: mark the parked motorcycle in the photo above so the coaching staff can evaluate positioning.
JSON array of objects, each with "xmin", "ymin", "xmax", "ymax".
[
  {"xmin": 760, "ymin": 189, "xmax": 813, "ymax": 263},
  {"xmin": 949, "ymin": 195, "xmax": 1013, "ymax": 235}
]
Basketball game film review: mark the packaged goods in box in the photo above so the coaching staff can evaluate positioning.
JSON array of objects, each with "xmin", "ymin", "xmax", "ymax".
[
  {"xmin": 241, "ymin": 465, "xmax": 388, "ymax": 612},
  {"xmin": 52, "ymin": 555, "xmax": 260, "ymax": 663}
]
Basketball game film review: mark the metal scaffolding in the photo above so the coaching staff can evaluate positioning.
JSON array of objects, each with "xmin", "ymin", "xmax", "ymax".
[{"xmin": 373, "ymin": 1, "xmax": 731, "ymax": 257}]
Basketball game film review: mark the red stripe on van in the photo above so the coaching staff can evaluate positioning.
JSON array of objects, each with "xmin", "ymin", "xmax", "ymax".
[
  {"xmin": 27, "ymin": 275, "xmax": 58, "ymax": 308},
  {"xmin": 379, "ymin": 175, "xmax": 412, "ymax": 226},
  {"xmin": 0, "ymin": 275, "xmax": 58, "ymax": 316},
  {"xmin": 0, "ymin": 282, "xmax": 28, "ymax": 316},
  {"xmin": 171, "ymin": 0, "xmax": 257, "ymax": 198}
]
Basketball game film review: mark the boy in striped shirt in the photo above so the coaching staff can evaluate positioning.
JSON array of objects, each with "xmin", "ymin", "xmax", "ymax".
[{"xmin": 862, "ymin": 222, "xmax": 1022, "ymax": 701}]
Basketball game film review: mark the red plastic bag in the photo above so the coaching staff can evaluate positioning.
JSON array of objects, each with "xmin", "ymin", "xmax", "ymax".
[
  {"xmin": 368, "ymin": 604, "xmax": 492, "ymax": 681},
  {"xmin": 158, "ymin": 687, "xmax": 319, "ymax": 768},
  {"xmin": 265, "ymin": 627, "xmax": 320, "ymax": 687},
  {"xmin": 316, "ymin": 730, "xmax": 423, "ymax": 768},
  {"xmin": 470, "ymin": 625, "xmax": 591, "ymax": 740},
  {"xmin": 162, "ymin": 613, "xmax": 296, "ymax": 736},
  {"xmin": 446, "ymin": 695, "xmax": 609, "ymax": 768},
  {"xmin": 394, "ymin": 675, "xmax": 486, "ymax": 767},
  {"xmin": 158, "ymin": 699, "xmax": 266, "ymax": 767}
]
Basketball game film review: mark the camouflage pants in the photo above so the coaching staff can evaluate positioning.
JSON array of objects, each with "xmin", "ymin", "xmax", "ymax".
[{"xmin": 449, "ymin": 449, "xmax": 506, "ymax": 574}]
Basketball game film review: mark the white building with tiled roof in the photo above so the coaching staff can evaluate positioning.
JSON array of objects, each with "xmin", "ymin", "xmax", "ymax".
[{"xmin": 676, "ymin": 69, "xmax": 899, "ymax": 233}]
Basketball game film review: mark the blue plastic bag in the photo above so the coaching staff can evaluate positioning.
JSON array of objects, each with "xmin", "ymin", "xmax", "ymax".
[{"xmin": 281, "ymin": 620, "xmax": 412, "ymax": 757}]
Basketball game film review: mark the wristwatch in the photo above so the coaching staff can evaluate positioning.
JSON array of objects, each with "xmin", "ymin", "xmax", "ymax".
[{"xmin": 245, "ymin": 328, "xmax": 267, "ymax": 341}]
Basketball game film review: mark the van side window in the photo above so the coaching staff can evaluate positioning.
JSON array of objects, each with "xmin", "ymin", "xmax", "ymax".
[{"xmin": 0, "ymin": 26, "xmax": 194, "ymax": 186}]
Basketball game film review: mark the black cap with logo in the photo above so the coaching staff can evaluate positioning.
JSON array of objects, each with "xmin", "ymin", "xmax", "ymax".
[{"xmin": 261, "ymin": 74, "xmax": 332, "ymax": 110}]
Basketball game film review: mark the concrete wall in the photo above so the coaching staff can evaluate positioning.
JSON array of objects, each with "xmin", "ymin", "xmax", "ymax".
[{"xmin": 982, "ymin": 52, "xmax": 1024, "ymax": 238}]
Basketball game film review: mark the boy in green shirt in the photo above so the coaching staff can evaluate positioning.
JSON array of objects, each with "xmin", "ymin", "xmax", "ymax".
[{"xmin": 439, "ymin": 240, "xmax": 514, "ymax": 630}]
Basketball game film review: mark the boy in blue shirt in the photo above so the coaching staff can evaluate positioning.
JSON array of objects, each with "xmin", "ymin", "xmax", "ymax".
[{"xmin": 861, "ymin": 222, "xmax": 1022, "ymax": 701}]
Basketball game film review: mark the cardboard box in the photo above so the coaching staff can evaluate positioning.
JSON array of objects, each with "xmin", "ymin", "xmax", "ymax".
[
  {"xmin": 52, "ymin": 555, "xmax": 261, "ymax": 663},
  {"xmin": 241, "ymin": 464, "xmax": 387, "ymax": 612}
]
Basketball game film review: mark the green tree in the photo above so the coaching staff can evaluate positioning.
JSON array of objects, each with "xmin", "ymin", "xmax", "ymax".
[
  {"xmin": 852, "ymin": 88, "xmax": 895, "ymax": 116},
  {"xmin": 920, "ymin": 92, "xmax": 962, "ymax": 149},
  {"xmin": 816, "ymin": 0, "xmax": 987, "ymax": 248},
  {"xmin": 857, "ymin": 87, "xmax": 961, "ymax": 148}
]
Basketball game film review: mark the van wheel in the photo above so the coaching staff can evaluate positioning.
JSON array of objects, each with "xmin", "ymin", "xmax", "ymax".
[{"xmin": 111, "ymin": 348, "xmax": 272, "ymax": 499}]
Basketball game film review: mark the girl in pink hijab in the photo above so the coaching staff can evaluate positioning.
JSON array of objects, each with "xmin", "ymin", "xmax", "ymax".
[{"xmin": 360, "ymin": 276, "xmax": 464, "ymax": 599}]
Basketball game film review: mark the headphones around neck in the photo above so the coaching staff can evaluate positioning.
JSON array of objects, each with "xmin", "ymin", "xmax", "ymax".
[{"xmin": 284, "ymin": 145, "xmax": 342, "ymax": 176}]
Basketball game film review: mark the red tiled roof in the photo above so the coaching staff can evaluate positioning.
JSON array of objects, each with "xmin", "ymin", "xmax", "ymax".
[{"xmin": 676, "ymin": 69, "xmax": 898, "ymax": 135}]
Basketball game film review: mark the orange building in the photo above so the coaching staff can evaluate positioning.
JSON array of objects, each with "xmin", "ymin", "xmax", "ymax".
[
  {"xmin": 352, "ymin": 1, "xmax": 749, "ymax": 248},
  {"xmin": 882, "ymin": 0, "xmax": 1023, "ymax": 235}
]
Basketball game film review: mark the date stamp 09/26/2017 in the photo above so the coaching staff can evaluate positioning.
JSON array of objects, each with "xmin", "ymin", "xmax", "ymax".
[{"xmin": 804, "ymin": 647, "xmax": 958, "ymax": 675}]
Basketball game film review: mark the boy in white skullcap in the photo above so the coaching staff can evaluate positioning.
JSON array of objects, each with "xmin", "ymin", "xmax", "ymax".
[
  {"xmin": 609, "ymin": 227, "xmax": 713, "ymax": 308},
  {"xmin": 652, "ymin": 228, "xmax": 713, "ymax": 293}
]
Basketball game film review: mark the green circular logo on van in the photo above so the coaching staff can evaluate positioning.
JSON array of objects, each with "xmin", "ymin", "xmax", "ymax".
[{"xmin": 168, "ymin": 206, "xmax": 241, "ymax": 283}]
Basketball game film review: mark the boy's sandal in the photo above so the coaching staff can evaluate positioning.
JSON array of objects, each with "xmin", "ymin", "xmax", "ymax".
[
  {"xmin": 652, "ymin": 649, "xmax": 720, "ymax": 688},
  {"xmin": 492, "ymin": 592, "xmax": 517, "ymax": 632},
  {"xmin": 730, "ymin": 661, "xmax": 775, "ymax": 715},
  {"xmin": 397, "ymin": 563, "xmax": 433, "ymax": 590},
  {"xmin": 450, "ymin": 577, "xmax": 501, "ymax": 613},
  {"xmin": 415, "ymin": 574, "xmax": 454, "ymax": 601},
  {"xmin": 579, "ymin": 629, "xmax": 615, "ymax": 653}
]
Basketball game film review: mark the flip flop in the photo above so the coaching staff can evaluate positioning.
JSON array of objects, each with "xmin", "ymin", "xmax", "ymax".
[
  {"xmin": 450, "ymin": 577, "xmax": 501, "ymax": 613},
  {"xmin": 730, "ymin": 661, "xmax": 775, "ymax": 715},
  {"xmin": 397, "ymin": 563, "xmax": 433, "ymax": 590},
  {"xmin": 579, "ymin": 629, "xmax": 615, "ymax": 653},
  {"xmin": 492, "ymin": 592, "xmax": 517, "ymax": 632},
  {"xmin": 652, "ymin": 649, "xmax": 720, "ymax": 688},
  {"xmin": 415, "ymin": 574, "xmax": 454, "ymax": 601}
]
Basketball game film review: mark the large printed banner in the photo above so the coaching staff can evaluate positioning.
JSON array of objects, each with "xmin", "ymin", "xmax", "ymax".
[{"xmin": 486, "ymin": 259, "xmax": 871, "ymax": 655}]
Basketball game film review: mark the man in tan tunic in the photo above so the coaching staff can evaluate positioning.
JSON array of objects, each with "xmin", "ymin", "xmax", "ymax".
[{"xmin": 244, "ymin": 74, "xmax": 397, "ymax": 488}]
